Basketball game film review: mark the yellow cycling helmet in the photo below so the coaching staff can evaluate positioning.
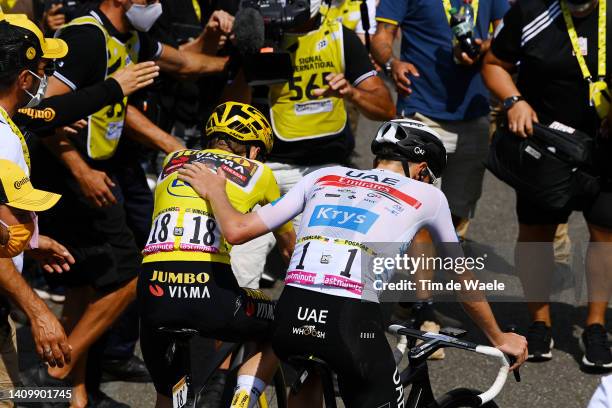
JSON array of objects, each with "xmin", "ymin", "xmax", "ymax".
[{"xmin": 205, "ymin": 102, "xmax": 273, "ymax": 155}]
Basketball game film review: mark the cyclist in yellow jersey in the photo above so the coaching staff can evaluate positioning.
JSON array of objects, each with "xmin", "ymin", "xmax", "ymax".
[{"xmin": 137, "ymin": 102, "xmax": 295, "ymax": 408}]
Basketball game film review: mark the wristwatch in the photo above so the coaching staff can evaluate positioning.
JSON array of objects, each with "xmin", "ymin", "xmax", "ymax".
[
  {"xmin": 384, "ymin": 57, "xmax": 395, "ymax": 75},
  {"xmin": 503, "ymin": 95, "xmax": 524, "ymax": 110}
]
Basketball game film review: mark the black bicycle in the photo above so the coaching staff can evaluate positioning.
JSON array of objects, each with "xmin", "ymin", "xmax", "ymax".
[
  {"xmin": 290, "ymin": 323, "xmax": 520, "ymax": 407},
  {"xmin": 159, "ymin": 327, "xmax": 287, "ymax": 408}
]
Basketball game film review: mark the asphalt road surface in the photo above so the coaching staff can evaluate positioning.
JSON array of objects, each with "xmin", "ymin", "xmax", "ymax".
[{"xmin": 16, "ymin": 99, "xmax": 607, "ymax": 408}]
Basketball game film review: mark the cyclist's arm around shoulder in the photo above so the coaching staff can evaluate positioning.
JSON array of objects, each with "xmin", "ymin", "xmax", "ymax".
[
  {"xmin": 178, "ymin": 163, "xmax": 271, "ymax": 244},
  {"xmin": 262, "ymin": 166, "xmax": 296, "ymax": 264}
]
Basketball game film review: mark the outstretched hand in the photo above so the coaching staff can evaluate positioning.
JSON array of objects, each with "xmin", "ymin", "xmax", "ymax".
[{"xmin": 178, "ymin": 162, "xmax": 227, "ymax": 200}]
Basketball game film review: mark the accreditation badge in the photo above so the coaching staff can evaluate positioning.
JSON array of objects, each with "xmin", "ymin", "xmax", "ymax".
[{"xmin": 590, "ymin": 80, "xmax": 611, "ymax": 119}]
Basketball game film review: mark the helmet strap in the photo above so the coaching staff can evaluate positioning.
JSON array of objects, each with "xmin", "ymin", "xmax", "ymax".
[{"xmin": 401, "ymin": 160, "xmax": 411, "ymax": 178}]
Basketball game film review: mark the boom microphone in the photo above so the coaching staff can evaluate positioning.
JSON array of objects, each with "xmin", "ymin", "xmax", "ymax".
[{"xmin": 234, "ymin": 7, "xmax": 265, "ymax": 56}]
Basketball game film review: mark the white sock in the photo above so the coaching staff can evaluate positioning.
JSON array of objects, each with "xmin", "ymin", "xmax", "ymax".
[{"xmin": 231, "ymin": 375, "xmax": 266, "ymax": 408}]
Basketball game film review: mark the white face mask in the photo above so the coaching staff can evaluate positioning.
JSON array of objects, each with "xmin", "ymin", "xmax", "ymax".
[
  {"xmin": 24, "ymin": 70, "xmax": 48, "ymax": 108},
  {"xmin": 125, "ymin": 2, "xmax": 163, "ymax": 32}
]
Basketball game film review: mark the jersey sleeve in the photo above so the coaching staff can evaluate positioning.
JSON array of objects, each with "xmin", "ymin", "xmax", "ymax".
[
  {"xmin": 261, "ymin": 167, "xmax": 293, "ymax": 234},
  {"xmin": 422, "ymin": 192, "xmax": 466, "ymax": 271},
  {"xmin": 256, "ymin": 170, "xmax": 317, "ymax": 232},
  {"xmin": 54, "ymin": 25, "xmax": 107, "ymax": 90},
  {"xmin": 490, "ymin": 2, "xmax": 523, "ymax": 64},
  {"xmin": 375, "ymin": 0, "xmax": 409, "ymax": 26},
  {"xmin": 343, "ymin": 27, "xmax": 376, "ymax": 86},
  {"xmin": 424, "ymin": 192, "xmax": 458, "ymax": 244},
  {"xmin": 14, "ymin": 78, "xmax": 124, "ymax": 134}
]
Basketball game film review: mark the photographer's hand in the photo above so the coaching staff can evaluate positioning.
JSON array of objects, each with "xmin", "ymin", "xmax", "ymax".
[
  {"xmin": 312, "ymin": 73, "xmax": 355, "ymax": 99},
  {"xmin": 454, "ymin": 39, "xmax": 491, "ymax": 66},
  {"xmin": 44, "ymin": 3, "xmax": 66, "ymax": 32},
  {"xmin": 391, "ymin": 59, "xmax": 420, "ymax": 96},
  {"xmin": 507, "ymin": 100, "xmax": 538, "ymax": 138}
]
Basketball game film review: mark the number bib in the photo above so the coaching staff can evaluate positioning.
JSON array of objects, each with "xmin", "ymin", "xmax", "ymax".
[
  {"xmin": 172, "ymin": 376, "xmax": 189, "ymax": 408},
  {"xmin": 286, "ymin": 237, "xmax": 373, "ymax": 298},
  {"xmin": 144, "ymin": 208, "xmax": 221, "ymax": 256},
  {"xmin": 269, "ymin": 20, "xmax": 348, "ymax": 141}
]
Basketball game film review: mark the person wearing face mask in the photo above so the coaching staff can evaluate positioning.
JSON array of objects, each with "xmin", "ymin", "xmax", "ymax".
[
  {"xmin": 0, "ymin": 160, "xmax": 75, "ymax": 408},
  {"xmin": 0, "ymin": 13, "xmax": 75, "ymax": 403},
  {"xmin": 482, "ymin": 0, "xmax": 612, "ymax": 369},
  {"xmin": 28, "ymin": 0, "xmax": 235, "ymax": 406}
]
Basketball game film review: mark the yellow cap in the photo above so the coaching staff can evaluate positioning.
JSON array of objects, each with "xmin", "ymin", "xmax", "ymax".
[
  {"xmin": 0, "ymin": 11, "xmax": 68, "ymax": 59},
  {"xmin": 0, "ymin": 160, "xmax": 61, "ymax": 211}
]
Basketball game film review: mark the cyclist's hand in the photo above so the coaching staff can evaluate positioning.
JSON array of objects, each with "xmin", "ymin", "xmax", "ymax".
[
  {"xmin": 507, "ymin": 100, "xmax": 538, "ymax": 138},
  {"xmin": 111, "ymin": 61, "xmax": 160, "ymax": 97},
  {"xmin": 76, "ymin": 168, "xmax": 117, "ymax": 208},
  {"xmin": 312, "ymin": 73, "xmax": 354, "ymax": 99},
  {"xmin": 178, "ymin": 162, "xmax": 227, "ymax": 200},
  {"xmin": 391, "ymin": 59, "xmax": 420, "ymax": 96},
  {"xmin": 27, "ymin": 235, "xmax": 75, "ymax": 273},
  {"xmin": 494, "ymin": 332, "xmax": 528, "ymax": 370}
]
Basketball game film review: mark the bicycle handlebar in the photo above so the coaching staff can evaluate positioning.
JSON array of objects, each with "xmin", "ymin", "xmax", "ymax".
[
  {"xmin": 388, "ymin": 324, "xmax": 511, "ymax": 405},
  {"xmin": 473, "ymin": 345, "xmax": 509, "ymax": 405}
]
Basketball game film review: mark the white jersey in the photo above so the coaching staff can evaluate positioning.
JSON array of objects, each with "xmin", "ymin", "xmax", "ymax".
[{"xmin": 257, "ymin": 166, "xmax": 460, "ymax": 300}]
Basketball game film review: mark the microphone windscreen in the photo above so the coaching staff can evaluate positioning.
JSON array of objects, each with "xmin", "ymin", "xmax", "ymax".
[{"xmin": 234, "ymin": 8, "xmax": 265, "ymax": 56}]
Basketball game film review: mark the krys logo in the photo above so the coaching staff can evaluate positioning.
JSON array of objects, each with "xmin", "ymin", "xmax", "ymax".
[{"xmin": 308, "ymin": 205, "xmax": 378, "ymax": 234}]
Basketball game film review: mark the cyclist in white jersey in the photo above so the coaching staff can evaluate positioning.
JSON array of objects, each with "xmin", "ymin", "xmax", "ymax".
[{"xmin": 178, "ymin": 119, "xmax": 528, "ymax": 408}]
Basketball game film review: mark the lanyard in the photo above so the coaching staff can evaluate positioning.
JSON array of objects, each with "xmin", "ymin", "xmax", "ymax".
[
  {"xmin": 0, "ymin": 106, "xmax": 31, "ymax": 171},
  {"xmin": 443, "ymin": 0, "xmax": 479, "ymax": 26},
  {"xmin": 560, "ymin": 0, "xmax": 606, "ymax": 81}
]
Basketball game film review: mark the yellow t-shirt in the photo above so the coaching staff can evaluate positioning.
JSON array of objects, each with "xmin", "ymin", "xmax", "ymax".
[{"xmin": 142, "ymin": 148, "xmax": 293, "ymax": 264}]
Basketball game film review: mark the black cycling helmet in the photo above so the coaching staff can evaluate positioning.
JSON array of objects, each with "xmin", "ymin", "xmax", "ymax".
[{"xmin": 371, "ymin": 119, "xmax": 447, "ymax": 178}]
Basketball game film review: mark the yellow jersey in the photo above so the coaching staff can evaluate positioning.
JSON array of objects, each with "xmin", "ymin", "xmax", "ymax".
[{"xmin": 142, "ymin": 148, "xmax": 293, "ymax": 264}]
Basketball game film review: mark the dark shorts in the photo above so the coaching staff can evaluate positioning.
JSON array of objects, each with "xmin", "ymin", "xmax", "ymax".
[
  {"xmin": 31, "ymin": 146, "xmax": 141, "ymax": 292},
  {"xmin": 272, "ymin": 286, "xmax": 403, "ymax": 408},
  {"xmin": 137, "ymin": 261, "xmax": 275, "ymax": 396},
  {"xmin": 516, "ymin": 183, "xmax": 612, "ymax": 229},
  {"xmin": 516, "ymin": 135, "xmax": 612, "ymax": 229}
]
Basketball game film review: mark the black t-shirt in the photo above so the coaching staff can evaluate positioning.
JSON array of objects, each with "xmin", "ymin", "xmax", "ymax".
[
  {"xmin": 491, "ymin": 0, "xmax": 612, "ymax": 136},
  {"xmin": 52, "ymin": 9, "xmax": 162, "ymax": 163},
  {"xmin": 269, "ymin": 25, "xmax": 377, "ymax": 165},
  {"xmin": 54, "ymin": 9, "xmax": 162, "ymax": 91}
]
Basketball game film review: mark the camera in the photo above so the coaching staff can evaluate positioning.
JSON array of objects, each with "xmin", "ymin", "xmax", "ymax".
[
  {"xmin": 234, "ymin": 0, "xmax": 312, "ymax": 85},
  {"xmin": 240, "ymin": 0, "xmax": 310, "ymax": 42}
]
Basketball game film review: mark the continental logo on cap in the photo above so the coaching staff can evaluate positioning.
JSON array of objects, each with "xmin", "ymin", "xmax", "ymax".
[
  {"xmin": 18, "ymin": 107, "xmax": 56, "ymax": 122},
  {"xmin": 25, "ymin": 47, "xmax": 36, "ymax": 60},
  {"xmin": 13, "ymin": 176, "xmax": 29, "ymax": 190}
]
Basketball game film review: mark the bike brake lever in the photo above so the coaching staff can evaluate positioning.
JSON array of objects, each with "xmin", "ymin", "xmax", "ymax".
[
  {"xmin": 507, "ymin": 355, "xmax": 521, "ymax": 382},
  {"xmin": 503, "ymin": 325, "xmax": 521, "ymax": 382}
]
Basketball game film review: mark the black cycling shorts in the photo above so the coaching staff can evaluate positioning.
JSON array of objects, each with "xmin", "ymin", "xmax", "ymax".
[
  {"xmin": 137, "ymin": 261, "xmax": 275, "ymax": 397},
  {"xmin": 272, "ymin": 286, "xmax": 403, "ymax": 408}
]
